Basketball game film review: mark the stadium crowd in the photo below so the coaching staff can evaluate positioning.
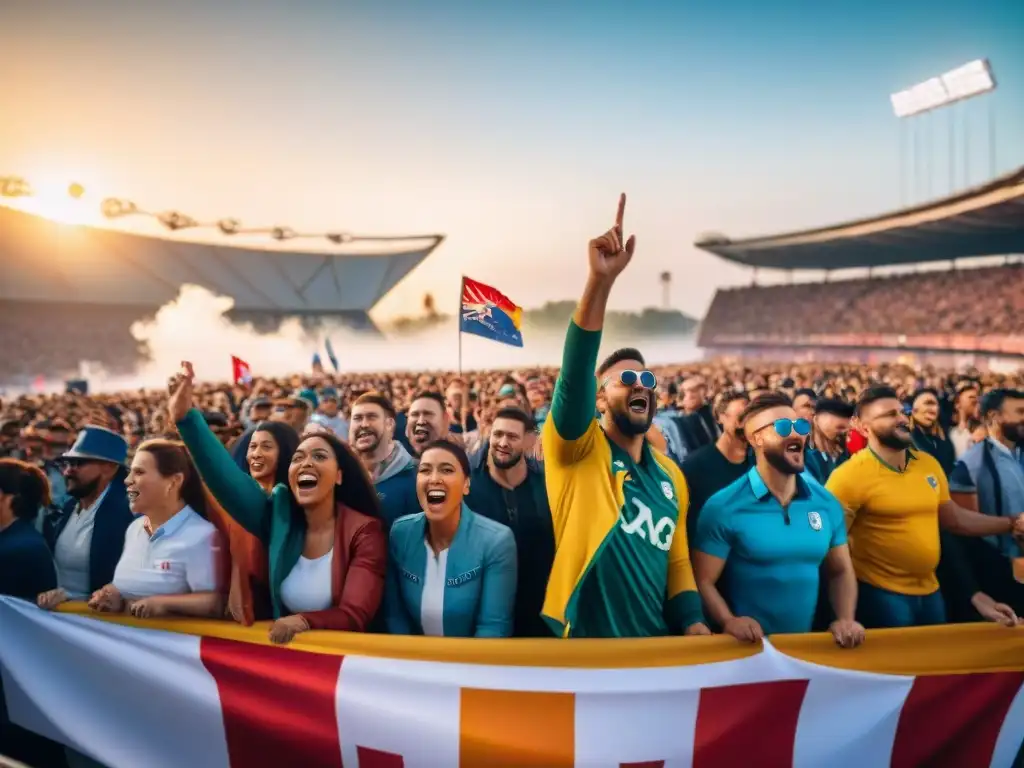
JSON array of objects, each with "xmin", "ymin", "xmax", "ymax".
[
  {"xmin": 2, "ymin": 195, "xmax": 1024, "ymax": 765},
  {"xmin": 702, "ymin": 262, "xmax": 1024, "ymax": 340}
]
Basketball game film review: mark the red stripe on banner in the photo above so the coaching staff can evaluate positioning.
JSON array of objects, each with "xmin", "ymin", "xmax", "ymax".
[
  {"xmin": 357, "ymin": 746, "xmax": 405, "ymax": 768},
  {"xmin": 891, "ymin": 671, "xmax": 1024, "ymax": 768},
  {"xmin": 693, "ymin": 679, "xmax": 809, "ymax": 768},
  {"xmin": 200, "ymin": 637, "xmax": 344, "ymax": 768}
]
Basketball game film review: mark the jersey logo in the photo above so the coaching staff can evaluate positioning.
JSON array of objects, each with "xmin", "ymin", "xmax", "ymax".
[
  {"xmin": 926, "ymin": 475, "xmax": 938, "ymax": 489},
  {"xmin": 619, "ymin": 498, "xmax": 675, "ymax": 551},
  {"xmin": 661, "ymin": 481, "xmax": 674, "ymax": 501},
  {"xmin": 807, "ymin": 511, "xmax": 823, "ymax": 531},
  {"xmin": 613, "ymin": 460, "xmax": 625, "ymax": 469}
]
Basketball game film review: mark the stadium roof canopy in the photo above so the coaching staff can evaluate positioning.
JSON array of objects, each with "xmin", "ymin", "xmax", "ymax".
[
  {"xmin": 0, "ymin": 205, "xmax": 444, "ymax": 313},
  {"xmin": 695, "ymin": 164, "xmax": 1024, "ymax": 270}
]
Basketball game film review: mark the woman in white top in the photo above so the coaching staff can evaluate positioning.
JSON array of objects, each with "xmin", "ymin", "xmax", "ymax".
[{"xmin": 86, "ymin": 440, "xmax": 225, "ymax": 619}]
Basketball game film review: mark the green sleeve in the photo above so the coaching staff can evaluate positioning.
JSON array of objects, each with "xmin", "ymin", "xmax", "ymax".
[
  {"xmin": 666, "ymin": 589, "xmax": 705, "ymax": 634},
  {"xmin": 176, "ymin": 408, "xmax": 271, "ymax": 539},
  {"xmin": 550, "ymin": 320, "xmax": 602, "ymax": 442}
]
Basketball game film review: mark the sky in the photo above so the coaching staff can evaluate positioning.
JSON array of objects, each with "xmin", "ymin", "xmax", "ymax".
[{"xmin": 1, "ymin": 0, "xmax": 1022, "ymax": 322}]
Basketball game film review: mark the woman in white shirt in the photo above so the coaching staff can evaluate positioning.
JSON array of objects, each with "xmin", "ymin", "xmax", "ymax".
[{"xmin": 87, "ymin": 440, "xmax": 225, "ymax": 619}]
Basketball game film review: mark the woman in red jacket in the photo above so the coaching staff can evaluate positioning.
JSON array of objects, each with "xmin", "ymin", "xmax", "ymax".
[{"xmin": 170, "ymin": 363, "xmax": 386, "ymax": 645}]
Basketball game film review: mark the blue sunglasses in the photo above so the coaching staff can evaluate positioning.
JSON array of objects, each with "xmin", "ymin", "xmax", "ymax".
[
  {"xmin": 757, "ymin": 418, "xmax": 811, "ymax": 438},
  {"xmin": 610, "ymin": 369, "xmax": 657, "ymax": 389}
]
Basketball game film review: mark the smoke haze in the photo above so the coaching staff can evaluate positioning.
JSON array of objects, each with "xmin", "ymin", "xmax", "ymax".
[{"xmin": 76, "ymin": 285, "xmax": 701, "ymax": 392}]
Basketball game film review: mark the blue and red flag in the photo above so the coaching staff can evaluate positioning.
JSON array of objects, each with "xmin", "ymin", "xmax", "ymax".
[{"xmin": 459, "ymin": 276, "xmax": 524, "ymax": 348}]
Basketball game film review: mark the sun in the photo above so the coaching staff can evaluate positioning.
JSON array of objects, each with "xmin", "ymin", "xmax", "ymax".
[{"xmin": 5, "ymin": 174, "xmax": 103, "ymax": 226}]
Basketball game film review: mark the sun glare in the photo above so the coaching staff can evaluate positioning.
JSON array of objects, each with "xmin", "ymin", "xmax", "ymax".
[{"xmin": 3, "ymin": 173, "xmax": 104, "ymax": 227}]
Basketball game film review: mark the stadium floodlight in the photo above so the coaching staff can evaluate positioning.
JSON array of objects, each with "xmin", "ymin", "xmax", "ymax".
[
  {"xmin": 101, "ymin": 198, "xmax": 138, "ymax": 218},
  {"xmin": 217, "ymin": 218, "xmax": 241, "ymax": 235},
  {"xmin": 890, "ymin": 59, "xmax": 996, "ymax": 118},
  {"xmin": 157, "ymin": 211, "xmax": 198, "ymax": 231},
  {"xmin": 271, "ymin": 226, "xmax": 297, "ymax": 241},
  {"xmin": 326, "ymin": 231, "xmax": 353, "ymax": 244}
]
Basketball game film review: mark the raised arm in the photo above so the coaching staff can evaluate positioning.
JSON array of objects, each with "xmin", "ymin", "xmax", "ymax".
[
  {"xmin": 545, "ymin": 194, "xmax": 637, "ymax": 462},
  {"xmin": 169, "ymin": 362, "xmax": 271, "ymax": 539}
]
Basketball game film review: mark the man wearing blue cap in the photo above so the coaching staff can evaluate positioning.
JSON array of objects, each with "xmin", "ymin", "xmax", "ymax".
[{"xmin": 37, "ymin": 426, "xmax": 134, "ymax": 608}]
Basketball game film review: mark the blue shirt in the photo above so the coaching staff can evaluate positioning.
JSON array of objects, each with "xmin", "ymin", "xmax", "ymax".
[{"xmin": 695, "ymin": 467, "xmax": 846, "ymax": 635}]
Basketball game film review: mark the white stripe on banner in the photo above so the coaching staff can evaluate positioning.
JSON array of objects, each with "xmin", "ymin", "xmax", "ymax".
[
  {"xmin": 992, "ymin": 681, "xmax": 1024, "ymax": 768},
  {"xmin": 337, "ymin": 655, "xmax": 463, "ymax": 768},
  {"xmin": 0, "ymin": 599, "xmax": 229, "ymax": 768},
  {"xmin": 776, "ymin": 651, "xmax": 914, "ymax": 768}
]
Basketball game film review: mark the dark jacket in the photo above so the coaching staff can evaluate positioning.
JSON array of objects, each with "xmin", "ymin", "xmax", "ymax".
[
  {"xmin": 0, "ymin": 519, "xmax": 57, "ymax": 600},
  {"xmin": 804, "ymin": 446, "xmax": 850, "ymax": 486},
  {"xmin": 374, "ymin": 442, "xmax": 420, "ymax": 532},
  {"xmin": 465, "ymin": 458, "xmax": 555, "ymax": 637},
  {"xmin": 44, "ymin": 474, "xmax": 133, "ymax": 594}
]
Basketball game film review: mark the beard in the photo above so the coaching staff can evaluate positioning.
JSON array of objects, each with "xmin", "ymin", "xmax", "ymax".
[
  {"xmin": 609, "ymin": 391, "xmax": 656, "ymax": 437},
  {"xmin": 763, "ymin": 443, "xmax": 804, "ymax": 475},
  {"xmin": 353, "ymin": 429, "xmax": 381, "ymax": 455},
  {"xmin": 490, "ymin": 449, "xmax": 523, "ymax": 470},
  {"xmin": 66, "ymin": 475, "xmax": 100, "ymax": 500},
  {"xmin": 877, "ymin": 427, "xmax": 913, "ymax": 450},
  {"xmin": 1002, "ymin": 421, "xmax": 1023, "ymax": 445}
]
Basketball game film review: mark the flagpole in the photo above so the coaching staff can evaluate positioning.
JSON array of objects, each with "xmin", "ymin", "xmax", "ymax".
[{"xmin": 457, "ymin": 276, "xmax": 465, "ymax": 377}]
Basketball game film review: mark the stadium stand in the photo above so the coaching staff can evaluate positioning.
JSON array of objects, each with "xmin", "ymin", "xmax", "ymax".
[
  {"xmin": 0, "ymin": 205, "xmax": 443, "ymax": 383},
  {"xmin": 697, "ymin": 165, "xmax": 1024, "ymax": 359}
]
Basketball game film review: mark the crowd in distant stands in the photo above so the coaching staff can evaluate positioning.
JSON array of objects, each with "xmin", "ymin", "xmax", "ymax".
[
  {"xmin": 701, "ymin": 262, "xmax": 1024, "ymax": 341},
  {"xmin": 4, "ymin": 263, "xmax": 1023, "ymax": 385}
]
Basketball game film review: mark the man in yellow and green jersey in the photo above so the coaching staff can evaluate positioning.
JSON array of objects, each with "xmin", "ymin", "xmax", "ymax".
[
  {"xmin": 540, "ymin": 194, "xmax": 708, "ymax": 639},
  {"xmin": 826, "ymin": 385, "xmax": 1024, "ymax": 629}
]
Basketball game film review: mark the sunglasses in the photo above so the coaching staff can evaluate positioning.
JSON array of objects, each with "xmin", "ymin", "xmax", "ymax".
[
  {"xmin": 754, "ymin": 418, "xmax": 812, "ymax": 438},
  {"xmin": 606, "ymin": 369, "xmax": 658, "ymax": 389}
]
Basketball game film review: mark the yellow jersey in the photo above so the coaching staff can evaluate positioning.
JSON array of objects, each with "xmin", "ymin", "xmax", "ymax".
[{"xmin": 825, "ymin": 447, "xmax": 949, "ymax": 595}]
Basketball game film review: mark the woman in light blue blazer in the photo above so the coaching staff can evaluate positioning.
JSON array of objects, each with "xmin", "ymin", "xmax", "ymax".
[{"xmin": 385, "ymin": 439, "xmax": 517, "ymax": 638}]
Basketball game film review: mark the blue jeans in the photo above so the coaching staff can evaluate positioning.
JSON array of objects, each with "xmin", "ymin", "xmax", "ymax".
[{"xmin": 857, "ymin": 581, "xmax": 946, "ymax": 629}]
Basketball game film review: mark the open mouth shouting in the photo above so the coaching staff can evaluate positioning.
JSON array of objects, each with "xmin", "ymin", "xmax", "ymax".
[
  {"xmin": 783, "ymin": 439, "xmax": 805, "ymax": 464},
  {"xmin": 294, "ymin": 471, "xmax": 319, "ymax": 497},
  {"xmin": 249, "ymin": 459, "xmax": 266, "ymax": 474},
  {"xmin": 424, "ymin": 488, "xmax": 447, "ymax": 512},
  {"xmin": 126, "ymin": 489, "xmax": 140, "ymax": 508},
  {"xmin": 354, "ymin": 428, "xmax": 377, "ymax": 448},
  {"xmin": 628, "ymin": 395, "xmax": 650, "ymax": 415},
  {"xmin": 412, "ymin": 424, "xmax": 432, "ymax": 443}
]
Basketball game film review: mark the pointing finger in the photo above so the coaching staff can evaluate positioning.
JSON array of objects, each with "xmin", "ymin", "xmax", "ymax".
[
  {"xmin": 615, "ymin": 193, "xmax": 626, "ymax": 239},
  {"xmin": 182, "ymin": 361, "xmax": 195, "ymax": 380}
]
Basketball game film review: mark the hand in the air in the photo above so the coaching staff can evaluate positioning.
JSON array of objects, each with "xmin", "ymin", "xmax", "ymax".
[
  {"xmin": 588, "ymin": 193, "xmax": 636, "ymax": 280},
  {"xmin": 168, "ymin": 361, "xmax": 196, "ymax": 423}
]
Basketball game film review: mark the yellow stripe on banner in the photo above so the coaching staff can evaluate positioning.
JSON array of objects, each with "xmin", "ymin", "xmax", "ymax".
[
  {"xmin": 459, "ymin": 689, "xmax": 574, "ymax": 767},
  {"xmin": 55, "ymin": 604, "xmax": 1024, "ymax": 675},
  {"xmin": 772, "ymin": 623, "xmax": 1024, "ymax": 676}
]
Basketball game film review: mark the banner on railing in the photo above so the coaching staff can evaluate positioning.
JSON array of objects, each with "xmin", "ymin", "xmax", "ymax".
[{"xmin": 1, "ymin": 598, "xmax": 1023, "ymax": 768}]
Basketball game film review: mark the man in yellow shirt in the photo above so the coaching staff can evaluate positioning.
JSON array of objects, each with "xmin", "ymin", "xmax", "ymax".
[{"xmin": 826, "ymin": 385, "xmax": 1024, "ymax": 628}]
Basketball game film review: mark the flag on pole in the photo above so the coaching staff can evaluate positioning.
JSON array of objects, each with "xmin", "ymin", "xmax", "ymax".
[
  {"xmin": 324, "ymin": 338, "xmax": 340, "ymax": 372},
  {"xmin": 231, "ymin": 356, "xmax": 252, "ymax": 386},
  {"xmin": 312, "ymin": 353, "xmax": 324, "ymax": 374},
  {"xmin": 460, "ymin": 277, "xmax": 524, "ymax": 348}
]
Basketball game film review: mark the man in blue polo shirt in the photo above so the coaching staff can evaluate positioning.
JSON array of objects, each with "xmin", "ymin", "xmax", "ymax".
[{"xmin": 694, "ymin": 392, "xmax": 864, "ymax": 647}]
